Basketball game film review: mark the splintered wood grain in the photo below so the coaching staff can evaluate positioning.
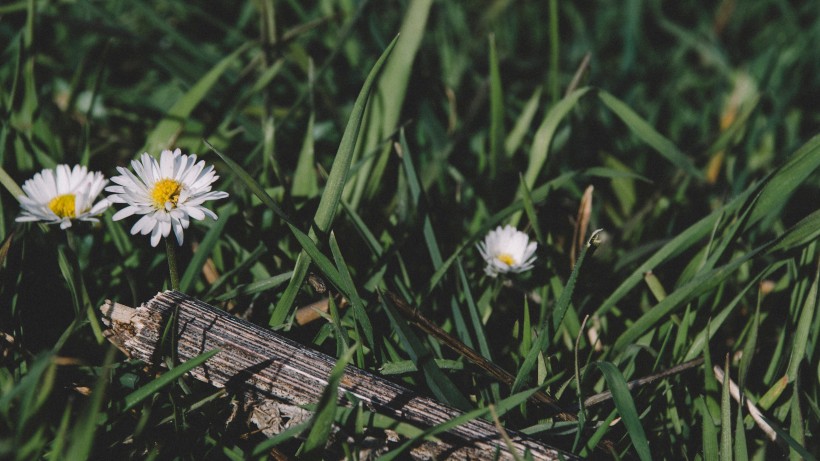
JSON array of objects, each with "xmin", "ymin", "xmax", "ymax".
[{"xmin": 100, "ymin": 290, "xmax": 575, "ymax": 460}]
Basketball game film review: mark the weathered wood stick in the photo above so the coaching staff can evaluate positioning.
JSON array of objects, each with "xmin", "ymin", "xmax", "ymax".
[{"xmin": 100, "ymin": 290, "xmax": 576, "ymax": 460}]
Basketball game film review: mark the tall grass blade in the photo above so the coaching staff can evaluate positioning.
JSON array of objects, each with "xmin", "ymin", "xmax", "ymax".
[
  {"xmin": 179, "ymin": 202, "xmax": 236, "ymax": 292},
  {"xmin": 378, "ymin": 385, "xmax": 542, "ymax": 461},
  {"xmin": 518, "ymin": 87, "xmax": 591, "ymax": 214},
  {"xmin": 349, "ymin": 0, "xmax": 432, "ymax": 206},
  {"xmin": 745, "ymin": 134, "xmax": 820, "ymax": 229},
  {"xmin": 505, "ymin": 87, "xmax": 542, "ymax": 156},
  {"xmin": 698, "ymin": 397, "xmax": 719, "ymax": 461},
  {"xmin": 143, "ymin": 44, "xmax": 248, "ymax": 154},
  {"xmin": 594, "ymin": 362, "xmax": 651, "ymax": 461},
  {"xmin": 301, "ymin": 345, "xmax": 356, "ymax": 457},
  {"xmin": 518, "ymin": 174, "xmax": 544, "ymax": 243},
  {"xmin": 613, "ymin": 244, "xmax": 766, "ymax": 352},
  {"xmin": 328, "ymin": 231, "xmax": 374, "ymax": 349},
  {"xmin": 733, "ymin": 406, "xmax": 748, "ymax": 461},
  {"xmin": 785, "ymin": 256, "xmax": 819, "ymax": 382},
  {"xmin": 399, "ymin": 129, "xmax": 443, "ymax": 267},
  {"xmin": 272, "ymin": 36, "xmax": 398, "ymax": 325},
  {"xmin": 456, "ymin": 259, "xmax": 491, "ymax": 360},
  {"xmin": 758, "ymin": 413, "xmax": 816, "ymax": 461},
  {"xmin": 63, "ymin": 347, "xmax": 116, "ymax": 461},
  {"xmin": 0, "ymin": 165, "xmax": 24, "ymax": 199},
  {"xmin": 512, "ymin": 229, "xmax": 603, "ymax": 393},
  {"xmin": 488, "ymin": 33, "xmax": 504, "ymax": 178},
  {"xmin": 720, "ymin": 356, "xmax": 732, "ymax": 461},
  {"xmin": 122, "ymin": 349, "xmax": 219, "ymax": 413},
  {"xmin": 291, "ymin": 110, "xmax": 319, "ymax": 197},
  {"xmin": 597, "ymin": 90, "xmax": 702, "ymax": 178},
  {"xmin": 215, "ymin": 272, "xmax": 293, "ymax": 301},
  {"xmin": 382, "ymin": 293, "xmax": 471, "ymax": 411},
  {"xmin": 789, "ymin": 385, "xmax": 806, "ymax": 461},
  {"xmin": 769, "ymin": 209, "xmax": 820, "ymax": 254}
]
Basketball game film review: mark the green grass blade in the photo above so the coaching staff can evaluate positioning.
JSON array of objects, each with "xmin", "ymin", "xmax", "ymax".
[
  {"xmin": 697, "ymin": 397, "xmax": 719, "ymax": 461},
  {"xmin": 143, "ymin": 44, "xmax": 248, "ymax": 154},
  {"xmin": 733, "ymin": 406, "xmax": 748, "ymax": 461},
  {"xmin": 301, "ymin": 345, "xmax": 356, "ymax": 457},
  {"xmin": 349, "ymin": 0, "xmax": 433, "ymax": 207},
  {"xmin": 738, "ymin": 291, "xmax": 761, "ymax": 391},
  {"xmin": 613, "ymin": 243, "xmax": 766, "ymax": 352},
  {"xmin": 488, "ymin": 33, "xmax": 504, "ymax": 177},
  {"xmin": 515, "ymin": 88, "xmax": 591, "ymax": 226},
  {"xmin": 205, "ymin": 141, "xmax": 292, "ymax": 223},
  {"xmin": 456, "ymin": 259, "xmax": 491, "ymax": 360},
  {"xmin": 206, "ymin": 142, "xmax": 348, "ymax": 323},
  {"xmin": 512, "ymin": 229, "xmax": 603, "ymax": 393},
  {"xmin": 399, "ymin": 129, "xmax": 444, "ymax": 268},
  {"xmin": 122, "ymin": 349, "xmax": 219, "ymax": 413},
  {"xmin": 205, "ymin": 243, "xmax": 267, "ymax": 300},
  {"xmin": 251, "ymin": 421, "xmax": 311, "ymax": 457},
  {"xmin": 11, "ymin": 4, "xmax": 37, "ymax": 139},
  {"xmin": 47, "ymin": 400, "xmax": 73, "ymax": 461},
  {"xmin": 745, "ymin": 134, "xmax": 820, "ymax": 230},
  {"xmin": 63, "ymin": 347, "xmax": 116, "ymax": 461},
  {"xmin": 56, "ymin": 245, "xmax": 82, "ymax": 317},
  {"xmin": 328, "ymin": 231, "xmax": 374, "ymax": 349},
  {"xmin": 0, "ymin": 353, "xmax": 55, "ymax": 434},
  {"xmin": 553, "ymin": 230, "xmax": 603, "ymax": 332},
  {"xmin": 769, "ymin": 209, "xmax": 820, "ymax": 254},
  {"xmin": 272, "ymin": 36, "xmax": 399, "ymax": 325},
  {"xmin": 505, "ymin": 86, "xmax": 542, "ymax": 156},
  {"xmin": 0, "ymin": 165, "xmax": 24, "ymax": 199},
  {"xmin": 785, "ymin": 257, "xmax": 819, "ymax": 382},
  {"xmin": 341, "ymin": 201, "xmax": 383, "ymax": 256},
  {"xmin": 684, "ymin": 269, "xmax": 775, "ymax": 361},
  {"xmin": 789, "ymin": 386, "xmax": 805, "ymax": 461},
  {"xmin": 215, "ymin": 272, "xmax": 293, "ymax": 301},
  {"xmin": 594, "ymin": 362, "xmax": 651, "ymax": 461},
  {"xmin": 757, "ymin": 413, "xmax": 816, "ymax": 461},
  {"xmin": 179, "ymin": 202, "xmax": 236, "ymax": 292},
  {"xmin": 381, "ymin": 293, "xmax": 471, "ymax": 411},
  {"xmin": 518, "ymin": 174, "xmax": 544, "ymax": 243},
  {"xmin": 720, "ymin": 356, "xmax": 732, "ymax": 461},
  {"xmin": 287, "ymin": 227, "xmax": 345, "ymax": 290},
  {"xmin": 291, "ymin": 110, "xmax": 319, "ymax": 197},
  {"xmin": 596, "ymin": 151, "xmax": 811, "ymax": 316},
  {"xmin": 377, "ymin": 385, "xmax": 543, "ymax": 461},
  {"xmin": 597, "ymin": 90, "xmax": 703, "ymax": 178},
  {"xmin": 379, "ymin": 359, "xmax": 465, "ymax": 375}
]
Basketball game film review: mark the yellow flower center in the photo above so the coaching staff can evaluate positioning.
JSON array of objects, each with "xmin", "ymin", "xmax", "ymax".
[
  {"xmin": 151, "ymin": 179, "xmax": 182, "ymax": 209},
  {"xmin": 497, "ymin": 253, "xmax": 515, "ymax": 266},
  {"xmin": 48, "ymin": 194, "xmax": 76, "ymax": 218}
]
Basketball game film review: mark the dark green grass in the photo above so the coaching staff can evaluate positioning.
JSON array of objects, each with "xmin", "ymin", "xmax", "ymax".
[{"xmin": 1, "ymin": 0, "xmax": 818, "ymax": 459}]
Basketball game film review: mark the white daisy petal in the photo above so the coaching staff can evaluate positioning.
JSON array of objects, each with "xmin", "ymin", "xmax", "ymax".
[
  {"xmin": 150, "ymin": 225, "xmax": 162, "ymax": 247},
  {"xmin": 172, "ymin": 219, "xmax": 185, "ymax": 245},
  {"xmin": 477, "ymin": 225, "xmax": 537, "ymax": 277},
  {"xmin": 106, "ymin": 149, "xmax": 228, "ymax": 246},
  {"xmin": 15, "ymin": 164, "xmax": 110, "ymax": 228},
  {"xmin": 112, "ymin": 206, "xmax": 139, "ymax": 221},
  {"xmin": 184, "ymin": 205, "xmax": 205, "ymax": 221}
]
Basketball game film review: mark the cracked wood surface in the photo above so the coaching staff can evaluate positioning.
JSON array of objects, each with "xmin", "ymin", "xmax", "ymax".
[{"xmin": 100, "ymin": 290, "xmax": 576, "ymax": 460}]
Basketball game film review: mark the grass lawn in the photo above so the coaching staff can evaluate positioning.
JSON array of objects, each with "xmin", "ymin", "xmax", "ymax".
[{"xmin": 1, "ymin": 0, "xmax": 818, "ymax": 459}]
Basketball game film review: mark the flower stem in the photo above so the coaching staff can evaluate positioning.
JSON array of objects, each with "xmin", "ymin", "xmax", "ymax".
[{"xmin": 165, "ymin": 238, "xmax": 180, "ymax": 290}]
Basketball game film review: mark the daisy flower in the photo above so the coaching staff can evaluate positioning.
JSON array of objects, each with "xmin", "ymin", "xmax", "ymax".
[
  {"xmin": 106, "ymin": 148, "xmax": 229, "ymax": 247},
  {"xmin": 16, "ymin": 164, "xmax": 110, "ymax": 229},
  {"xmin": 477, "ymin": 225, "xmax": 537, "ymax": 277}
]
